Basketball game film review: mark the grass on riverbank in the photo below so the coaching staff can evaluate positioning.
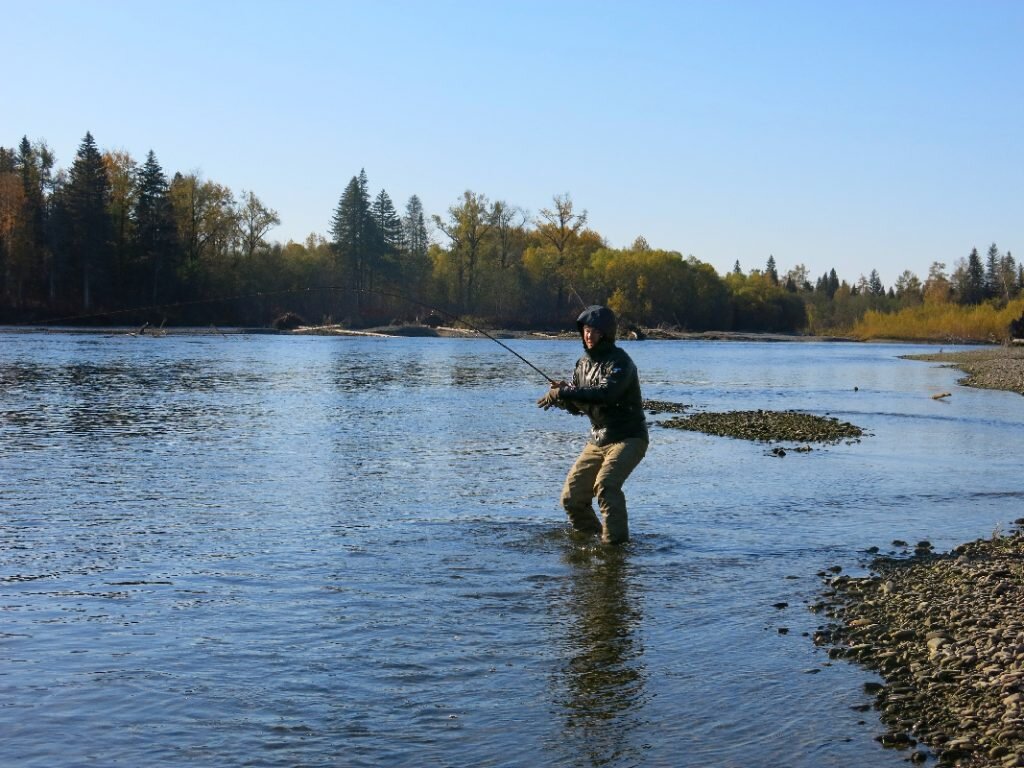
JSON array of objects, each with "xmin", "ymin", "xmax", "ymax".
[{"xmin": 852, "ymin": 298, "xmax": 1024, "ymax": 343}]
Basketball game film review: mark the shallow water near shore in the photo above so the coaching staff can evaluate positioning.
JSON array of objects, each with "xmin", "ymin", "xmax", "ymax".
[{"xmin": 2, "ymin": 332, "xmax": 1022, "ymax": 767}]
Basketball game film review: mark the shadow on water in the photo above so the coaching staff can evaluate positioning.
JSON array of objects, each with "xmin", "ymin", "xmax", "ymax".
[{"xmin": 549, "ymin": 542, "xmax": 649, "ymax": 767}]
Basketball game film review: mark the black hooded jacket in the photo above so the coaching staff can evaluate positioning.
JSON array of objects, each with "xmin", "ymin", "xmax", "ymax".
[{"xmin": 559, "ymin": 305, "xmax": 649, "ymax": 446}]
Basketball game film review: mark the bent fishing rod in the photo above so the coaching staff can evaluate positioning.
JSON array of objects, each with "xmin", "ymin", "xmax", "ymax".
[
  {"xmin": 18, "ymin": 284, "xmax": 560, "ymax": 385},
  {"xmin": 345, "ymin": 286, "xmax": 558, "ymax": 385}
]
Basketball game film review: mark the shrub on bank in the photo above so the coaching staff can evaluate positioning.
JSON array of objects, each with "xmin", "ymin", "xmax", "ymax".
[{"xmin": 852, "ymin": 298, "xmax": 1024, "ymax": 342}]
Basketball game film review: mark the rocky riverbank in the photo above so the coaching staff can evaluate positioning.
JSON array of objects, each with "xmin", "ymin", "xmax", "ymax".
[
  {"xmin": 906, "ymin": 348, "xmax": 1024, "ymax": 396},
  {"xmin": 818, "ymin": 529, "xmax": 1024, "ymax": 766}
]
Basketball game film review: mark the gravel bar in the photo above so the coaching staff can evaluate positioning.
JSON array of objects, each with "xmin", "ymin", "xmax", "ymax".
[
  {"xmin": 905, "ymin": 348, "xmax": 1024, "ymax": 396},
  {"xmin": 818, "ymin": 529, "xmax": 1024, "ymax": 766}
]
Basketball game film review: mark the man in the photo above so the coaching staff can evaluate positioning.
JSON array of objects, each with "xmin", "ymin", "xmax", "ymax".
[{"xmin": 537, "ymin": 305, "xmax": 648, "ymax": 544}]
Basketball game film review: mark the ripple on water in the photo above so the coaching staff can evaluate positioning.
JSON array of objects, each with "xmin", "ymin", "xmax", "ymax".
[{"xmin": 1, "ymin": 335, "xmax": 1021, "ymax": 767}]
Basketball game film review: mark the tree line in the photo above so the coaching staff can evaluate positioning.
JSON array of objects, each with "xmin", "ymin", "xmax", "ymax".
[{"xmin": 2, "ymin": 132, "xmax": 1020, "ymax": 335}]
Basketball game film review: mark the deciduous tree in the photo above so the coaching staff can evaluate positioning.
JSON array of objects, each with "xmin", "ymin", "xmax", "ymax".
[
  {"xmin": 432, "ymin": 190, "xmax": 492, "ymax": 310},
  {"xmin": 238, "ymin": 190, "xmax": 280, "ymax": 260}
]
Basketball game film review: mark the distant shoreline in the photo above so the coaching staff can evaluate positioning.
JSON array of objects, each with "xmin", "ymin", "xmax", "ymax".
[
  {"xmin": 4, "ymin": 324, "xmax": 1017, "ymax": 353},
  {"xmin": 1, "ymin": 323, "xmax": 858, "ymax": 343}
]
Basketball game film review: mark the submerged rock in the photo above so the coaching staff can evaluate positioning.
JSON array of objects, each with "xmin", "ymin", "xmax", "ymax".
[{"xmin": 642, "ymin": 399, "xmax": 690, "ymax": 415}]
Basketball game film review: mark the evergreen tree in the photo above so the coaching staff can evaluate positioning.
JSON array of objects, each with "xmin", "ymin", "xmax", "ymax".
[
  {"xmin": 403, "ymin": 194, "xmax": 429, "ymax": 263},
  {"xmin": 133, "ymin": 150, "xmax": 179, "ymax": 303},
  {"xmin": 64, "ymin": 132, "xmax": 112, "ymax": 310},
  {"xmin": 868, "ymin": 269, "xmax": 884, "ymax": 296},
  {"xmin": 330, "ymin": 170, "xmax": 378, "ymax": 310},
  {"xmin": 732, "ymin": 260, "xmax": 742, "ymax": 276},
  {"xmin": 765, "ymin": 255, "xmax": 778, "ymax": 284},
  {"xmin": 370, "ymin": 189, "xmax": 403, "ymax": 253},
  {"xmin": 985, "ymin": 243, "xmax": 1001, "ymax": 300},
  {"xmin": 961, "ymin": 248, "xmax": 986, "ymax": 305},
  {"xmin": 1004, "ymin": 252, "xmax": 1019, "ymax": 298}
]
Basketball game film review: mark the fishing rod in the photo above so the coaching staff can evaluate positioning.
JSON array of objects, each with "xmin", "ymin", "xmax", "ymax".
[
  {"xmin": 341, "ymin": 286, "xmax": 558, "ymax": 384},
  {"xmin": 16, "ymin": 284, "xmax": 560, "ymax": 385}
]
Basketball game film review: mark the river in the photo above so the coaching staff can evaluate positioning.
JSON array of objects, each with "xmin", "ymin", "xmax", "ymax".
[{"xmin": 2, "ymin": 332, "xmax": 1022, "ymax": 767}]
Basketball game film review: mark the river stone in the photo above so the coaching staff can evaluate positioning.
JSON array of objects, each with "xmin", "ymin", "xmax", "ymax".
[{"xmin": 818, "ymin": 530, "xmax": 1024, "ymax": 764}]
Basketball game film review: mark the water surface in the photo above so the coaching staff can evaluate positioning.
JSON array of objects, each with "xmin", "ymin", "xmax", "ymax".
[{"xmin": 2, "ymin": 333, "xmax": 1022, "ymax": 766}]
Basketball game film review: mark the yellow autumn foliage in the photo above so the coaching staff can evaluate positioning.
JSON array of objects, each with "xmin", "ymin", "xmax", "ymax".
[{"xmin": 852, "ymin": 298, "xmax": 1024, "ymax": 342}]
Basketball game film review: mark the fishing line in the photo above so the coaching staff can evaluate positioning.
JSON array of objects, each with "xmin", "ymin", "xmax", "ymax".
[{"xmin": 15, "ymin": 284, "xmax": 559, "ymax": 384}]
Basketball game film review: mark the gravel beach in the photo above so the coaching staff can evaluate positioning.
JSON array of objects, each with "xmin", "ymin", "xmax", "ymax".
[
  {"xmin": 905, "ymin": 347, "xmax": 1024, "ymax": 396},
  {"xmin": 820, "ymin": 530, "xmax": 1024, "ymax": 766}
]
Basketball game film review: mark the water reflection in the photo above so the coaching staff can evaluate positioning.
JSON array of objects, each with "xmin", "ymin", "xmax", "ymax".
[{"xmin": 553, "ymin": 545, "xmax": 648, "ymax": 767}]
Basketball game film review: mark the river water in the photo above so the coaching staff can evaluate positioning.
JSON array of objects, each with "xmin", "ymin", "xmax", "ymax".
[{"xmin": 1, "ymin": 332, "xmax": 1022, "ymax": 767}]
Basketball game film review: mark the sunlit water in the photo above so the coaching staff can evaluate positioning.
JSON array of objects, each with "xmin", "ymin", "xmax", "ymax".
[{"xmin": 1, "ymin": 332, "xmax": 1022, "ymax": 767}]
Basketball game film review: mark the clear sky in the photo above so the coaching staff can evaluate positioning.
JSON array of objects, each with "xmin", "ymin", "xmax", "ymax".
[{"xmin": 5, "ymin": 0, "xmax": 1022, "ymax": 287}]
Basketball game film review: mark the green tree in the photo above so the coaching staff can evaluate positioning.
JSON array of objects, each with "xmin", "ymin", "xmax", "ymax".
[
  {"xmin": 370, "ymin": 189, "xmax": 403, "ymax": 253},
  {"xmin": 237, "ymin": 190, "xmax": 280, "ymax": 260},
  {"xmin": 432, "ymin": 190, "xmax": 492, "ymax": 310},
  {"xmin": 169, "ymin": 172, "xmax": 237, "ymax": 267},
  {"xmin": 63, "ymin": 132, "xmax": 112, "ymax": 310},
  {"xmin": 958, "ymin": 248, "xmax": 986, "ymax": 305},
  {"xmin": 894, "ymin": 270, "xmax": 922, "ymax": 307},
  {"xmin": 133, "ymin": 150, "xmax": 179, "ymax": 304},
  {"xmin": 403, "ymin": 194, "xmax": 429, "ymax": 263},
  {"xmin": 103, "ymin": 149, "xmax": 138, "ymax": 304},
  {"xmin": 985, "ymin": 243, "xmax": 1001, "ymax": 300},
  {"xmin": 490, "ymin": 200, "xmax": 526, "ymax": 270},
  {"xmin": 1002, "ymin": 252, "xmax": 1019, "ymax": 299},
  {"xmin": 765, "ymin": 255, "xmax": 779, "ymax": 285},
  {"xmin": 9, "ymin": 138, "xmax": 55, "ymax": 309},
  {"xmin": 784, "ymin": 264, "xmax": 811, "ymax": 292},
  {"xmin": 868, "ymin": 269, "xmax": 884, "ymax": 296},
  {"xmin": 330, "ymin": 171, "xmax": 381, "ymax": 315},
  {"xmin": 535, "ymin": 193, "xmax": 588, "ymax": 315}
]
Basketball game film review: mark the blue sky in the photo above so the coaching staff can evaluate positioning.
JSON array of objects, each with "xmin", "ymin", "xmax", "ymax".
[{"xmin": 5, "ymin": 1, "xmax": 1022, "ymax": 287}]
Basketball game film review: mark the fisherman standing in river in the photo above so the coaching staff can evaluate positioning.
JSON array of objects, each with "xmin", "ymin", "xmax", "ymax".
[{"xmin": 537, "ymin": 305, "xmax": 649, "ymax": 544}]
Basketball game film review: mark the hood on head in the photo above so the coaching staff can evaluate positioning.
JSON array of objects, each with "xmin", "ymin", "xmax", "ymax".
[{"xmin": 576, "ymin": 305, "xmax": 617, "ymax": 342}]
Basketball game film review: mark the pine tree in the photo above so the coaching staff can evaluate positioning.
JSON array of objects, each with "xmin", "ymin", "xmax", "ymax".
[
  {"xmin": 765, "ymin": 255, "xmax": 778, "ymax": 284},
  {"xmin": 64, "ymin": 132, "xmax": 112, "ymax": 310},
  {"xmin": 133, "ymin": 150, "xmax": 179, "ymax": 303}
]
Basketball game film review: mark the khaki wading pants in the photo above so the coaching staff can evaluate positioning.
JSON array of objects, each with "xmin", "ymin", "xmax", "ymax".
[{"xmin": 561, "ymin": 438, "xmax": 648, "ymax": 544}]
